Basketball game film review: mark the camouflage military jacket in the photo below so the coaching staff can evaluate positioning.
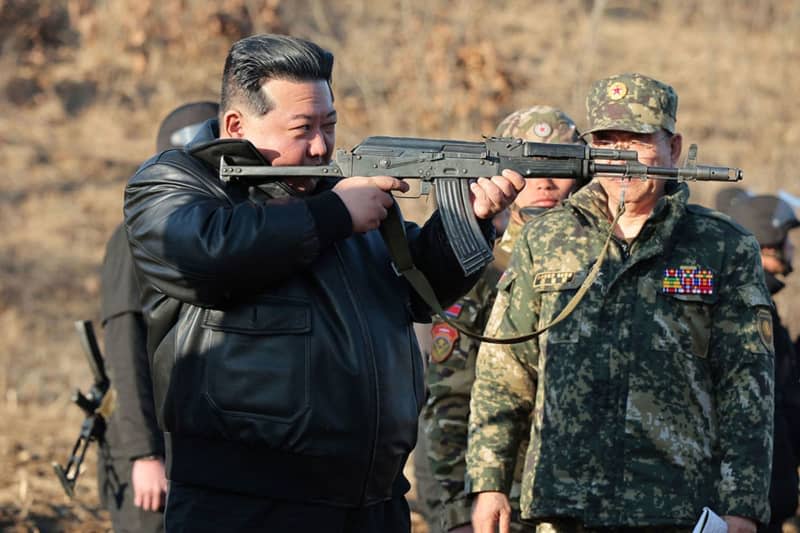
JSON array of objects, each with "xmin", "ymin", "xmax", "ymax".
[
  {"xmin": 423, "ymin": 217, "xmax": 529, "ymax": 531},
  {"xmin": 467, "ymin": 182, "xmax": 775, "ymax": 527}
]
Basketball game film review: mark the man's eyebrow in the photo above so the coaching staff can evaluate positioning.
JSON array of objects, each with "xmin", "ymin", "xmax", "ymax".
[{"xmin": 288, "ymin": 111, "xmax": 338, "ymax": 121}]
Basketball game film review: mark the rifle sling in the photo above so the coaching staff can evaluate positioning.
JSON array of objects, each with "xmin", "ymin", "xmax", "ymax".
[{"xmin": 381, "ymin": 202, "xmax": 624, "ymax": 345}]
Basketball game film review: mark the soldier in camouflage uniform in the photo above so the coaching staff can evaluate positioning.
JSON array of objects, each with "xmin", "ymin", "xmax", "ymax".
[
  {"xmin": 467, "ymin": 73, "xmax": 775, "ymax": 533},
  {"xmin": 421, "ymin": 106, "xmax": 586, "ymax": 533}
]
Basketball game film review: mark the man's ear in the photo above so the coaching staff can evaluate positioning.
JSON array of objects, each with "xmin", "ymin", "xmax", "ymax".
[
  {"xmin": 221, "ymin": 109, "xmax": 245, "ymax": 139},
  {"xmin": 669, "ymin": 132, "xmax": 683, "ymax": 167}
]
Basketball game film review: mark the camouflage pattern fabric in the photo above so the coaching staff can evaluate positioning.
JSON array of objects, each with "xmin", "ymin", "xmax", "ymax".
[
  {"xmin": 495, "ymin": 105, "xmax": 582, "ymax": 144},
  {"xmin": 422, "ymin": 216, "xmax": 533, "ymax": 532},
  {"xmin": 466, "ymin": 181, "xmax": 775, "ymax": 528},
  {"xmin": 583, "ymin": 73, "xmax": 678, "ymax": 136},
  {"xmin": 422, "ymin": 104, "xmax": 581, "ymax": 532}
]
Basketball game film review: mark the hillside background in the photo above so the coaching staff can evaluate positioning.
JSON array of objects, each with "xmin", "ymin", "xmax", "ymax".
[{"xmin": 1, "ymin": 0, "xmax": 799, "ymax": 531}]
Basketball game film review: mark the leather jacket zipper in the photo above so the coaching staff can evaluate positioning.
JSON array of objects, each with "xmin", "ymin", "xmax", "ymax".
[{"xmin": 333, "ymin": 243, "xmax": 381, "ymax": 505}]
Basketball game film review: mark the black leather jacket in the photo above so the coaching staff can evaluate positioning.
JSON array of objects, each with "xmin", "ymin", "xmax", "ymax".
[{"xmin": 123, "ymin": 120, "xmax": 490, "ymax": 507}]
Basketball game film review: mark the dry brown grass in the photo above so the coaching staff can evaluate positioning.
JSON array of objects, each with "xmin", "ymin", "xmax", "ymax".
[{"xmin": 2, "ymin": 0, "xmax": 800, "ymax": 530}]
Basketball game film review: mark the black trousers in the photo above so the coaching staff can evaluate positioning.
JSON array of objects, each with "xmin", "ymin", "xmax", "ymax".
[{"xmin": 165, "ymin": 480, "xmax": 411, "ymax": 533}]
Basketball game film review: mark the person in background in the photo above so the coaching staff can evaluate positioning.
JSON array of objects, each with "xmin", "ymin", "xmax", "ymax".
[
  {"xmin": 97, "ymin": 100, "xmax": 219, "ymax": 532},
  {"xmin": 724, "ymin": 193, "xmax": 800, "ymax": 533}
]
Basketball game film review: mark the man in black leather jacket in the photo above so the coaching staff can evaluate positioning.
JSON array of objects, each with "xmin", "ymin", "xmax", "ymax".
[{"xmin": 123, "ymin": 34, "xmax": 524, "ymax": 533}]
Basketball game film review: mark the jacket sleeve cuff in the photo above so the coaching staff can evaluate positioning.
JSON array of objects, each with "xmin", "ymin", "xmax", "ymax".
[
  {"xmin": 715, "ymin": 495, "xmax": 770, "ymax": 526},
  {"xmin": 122, "ymin": 440, "xmax": 164, "ymax": 462},
  {"xmin": 464, "ymin": 467, "xmax": 510, "ymax": 495},
  {"xmin": 442, "ymin": 497, "xmax": 474, "ymax": 530},
  {"xmin": 305, "ymin": 190, "xmax": 352, "ymax": 249}
]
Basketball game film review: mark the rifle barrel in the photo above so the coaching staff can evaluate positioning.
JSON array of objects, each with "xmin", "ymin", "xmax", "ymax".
[{"xmin": 592, "ymin": 163, "xmax": 743, "ymax": 182}]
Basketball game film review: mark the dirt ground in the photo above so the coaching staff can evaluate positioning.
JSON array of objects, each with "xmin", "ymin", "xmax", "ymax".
[{"xmin": 2, "ymin": 1, "xmax": 800, "ymax": 531}]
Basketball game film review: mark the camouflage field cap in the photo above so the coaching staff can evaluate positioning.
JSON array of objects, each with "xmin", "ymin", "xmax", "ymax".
[
  {"xmin": 495, "ymin": 105, "xmax": 582, "ymax": 144},
  {"xmin": 584, "ymin": 73, "xmax": 678, "ymax": 136}
]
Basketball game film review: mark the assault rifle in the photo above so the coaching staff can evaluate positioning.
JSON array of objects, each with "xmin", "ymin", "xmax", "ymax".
[
  {"xmin": 53, "ymin": 320, "xmax": 114, "ymax": 498},
  {"xmin": 192, "ymin": 136, "xmax": 742, "ymax": 277}
]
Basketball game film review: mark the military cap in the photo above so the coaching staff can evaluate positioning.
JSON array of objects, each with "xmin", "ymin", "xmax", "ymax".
[
  {"xmin": 495, "ymin": 105, "xmax": 582, "ymax": 144},
  {"xmin": 714, "ymin": 186, "xmax": 751, "ymax": 215},
  {"xmin": 726, "ymin": 194, "xmax": 800, "ymax": 247},
  {"xmin": 156, "ymin": 100, "xmax": 219, "ymax": 152},
  {"xmin": 584, "ymin": 73, "xmax": 678, "ymax": 136}
]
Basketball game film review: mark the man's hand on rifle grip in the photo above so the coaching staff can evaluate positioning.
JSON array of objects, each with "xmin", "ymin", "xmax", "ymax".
[{"xmin": 470, "ymin": 169, "xmax": 525, "ymax": 220}]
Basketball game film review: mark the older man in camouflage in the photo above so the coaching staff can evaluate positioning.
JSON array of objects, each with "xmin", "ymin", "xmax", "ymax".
[
  {"xmin": 422, "ymin": 106, "xmax": 586, "ymax": 533},
  {"xmin": 466, "ymin": 73, "xmax": 775, "ymax": 533}
]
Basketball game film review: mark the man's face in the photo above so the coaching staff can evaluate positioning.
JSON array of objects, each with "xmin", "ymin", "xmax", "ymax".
[
  {"xmin": 223, "ymin": 78, "xmax": 337, "ymax": 193},
  {"xmin": 761, "ymin": 239, "xmax": 794, "ymax": 276},
  {"xmin": 514, "ymin": 177, "xmax": 577, "ymax": 210},
  {"xmin": 590, "ymin": 129, "xmax": 681, "ymax": 208}
]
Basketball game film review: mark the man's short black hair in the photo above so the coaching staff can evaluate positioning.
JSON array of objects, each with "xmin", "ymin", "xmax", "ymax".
[{"xmin": 220, "ymin": 34, "xmax": 334, "ymax": 116}]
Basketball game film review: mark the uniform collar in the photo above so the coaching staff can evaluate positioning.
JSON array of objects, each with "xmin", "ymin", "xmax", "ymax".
[{"xmin": 567, "ymin": 180, "xmax": 690, "ymax": 258}]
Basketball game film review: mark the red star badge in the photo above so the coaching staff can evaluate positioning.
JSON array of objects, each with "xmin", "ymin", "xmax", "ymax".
[
  {"xmin": 607, "ymin": 81, "xmax": 627, "ymax": 101},
  {"xmin": 533, "ymin": 122, "xmax": 553, "ymax": 138}
]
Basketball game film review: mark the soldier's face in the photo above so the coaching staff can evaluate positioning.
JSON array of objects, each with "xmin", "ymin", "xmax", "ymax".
[
  {"xmin": 590, "ymin": 129, "xmax": 682, "ymax": 210},
  {"xmin": 222, "ymin": 78, "xmax": 337, "ymax": 194},
  {"xmin": 514, "ymin": 177, "xmax": 577, "ymax": 210}
]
